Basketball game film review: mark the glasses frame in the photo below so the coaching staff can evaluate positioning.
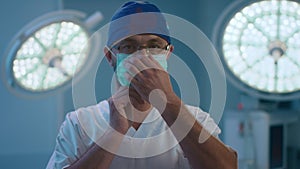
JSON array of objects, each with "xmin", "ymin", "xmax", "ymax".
[{"xmin": 111, "ymin": 43, "xmax": 171, "ymax": 55}]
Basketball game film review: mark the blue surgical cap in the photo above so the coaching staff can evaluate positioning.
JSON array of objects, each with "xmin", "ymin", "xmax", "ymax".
[{"xmin": 107, "ymin": 1, "xmax": 170, "ymax": 47}]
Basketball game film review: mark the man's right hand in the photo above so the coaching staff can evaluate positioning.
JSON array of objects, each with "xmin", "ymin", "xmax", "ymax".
[{"xmin": 108, "ymin": 86, "xmax": 132, "ymax": 134}]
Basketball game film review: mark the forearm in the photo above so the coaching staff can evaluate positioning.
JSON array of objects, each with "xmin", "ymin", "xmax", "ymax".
[
  {"xmin": 66, "ymin": 128, "xmax": 125, "ymax": 169},
  {"xmin": 161, "ymin": 97, "xmax": 237, "ymax": 169},
  {"xmin": 179, "ymin": 117, "xmax": 237, "ymax": 169}
]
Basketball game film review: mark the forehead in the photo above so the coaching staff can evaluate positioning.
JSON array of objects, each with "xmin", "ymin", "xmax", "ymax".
[{"xmin": 118, "ymin": 34, "xmax": 167, "ymax": 44}]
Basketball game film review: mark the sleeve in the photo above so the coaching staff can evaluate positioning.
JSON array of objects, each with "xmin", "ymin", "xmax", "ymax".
[
  {"xmin": 186, "ymin": 105, "xmax": 221, "ymax": 137},
  {"xmin": 177, "ymin": 106, "xmax": 222, "ymax": 169},
  {"xmin": 46, "ymin": 112, "xmax": 89, "ymax": 169}
]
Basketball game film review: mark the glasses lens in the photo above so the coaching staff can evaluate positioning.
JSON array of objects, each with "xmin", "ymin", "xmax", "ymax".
[
  {"xmin": 116, "ymin": 43, "xmax": 169, "ymax": 55},
  {"xmin": 147, "ymin": 48, "xmax": 167, "ymax": 55}
]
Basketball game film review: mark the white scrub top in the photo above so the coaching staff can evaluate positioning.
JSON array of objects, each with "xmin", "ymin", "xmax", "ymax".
[{"xmin": 46, "ymin": 100, "xmax": 221, "ymax": 169}]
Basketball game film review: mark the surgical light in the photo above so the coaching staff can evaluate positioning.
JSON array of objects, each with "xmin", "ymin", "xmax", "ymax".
[
  {"xmin": 2, "ymin": 10, "xmax": 102, "ymax": 96},
  {"xmin": 213, "ymin": 0, "xmax": 300, "ymax": 101}
]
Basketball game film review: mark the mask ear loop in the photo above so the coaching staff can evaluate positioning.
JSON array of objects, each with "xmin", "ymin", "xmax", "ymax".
[
  {"xmin": 105, "ymin": 45, "xmax": 121, "ymax": 73},
  {"xmin": 105, "ymin": 45, "xmax": 118, "ymax": 57}
]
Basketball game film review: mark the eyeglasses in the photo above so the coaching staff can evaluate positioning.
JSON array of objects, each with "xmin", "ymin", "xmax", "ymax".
[{"xmin": 113, "ymin": 43, "xmax": 170, "ymax": 55}]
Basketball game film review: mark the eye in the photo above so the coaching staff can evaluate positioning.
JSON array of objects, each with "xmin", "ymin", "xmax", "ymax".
[
  {"xmin": 119, "ymin": 44, "xmax": 135, "ymax": 51},
  {"xmin": 148, "ymin": 44, "xmax": 162, "ymax": 49}
]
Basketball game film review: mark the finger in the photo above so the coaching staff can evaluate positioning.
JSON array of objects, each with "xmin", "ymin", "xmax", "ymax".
[
  {"xmin": 147, "ymin": 54, "xmax": 165, "ymax": 71},
  {"xmin": 138, "ymin": 54, "xmax": 160, "ymax": 70},
  {"xmin": 112, "ymin": 92, "xmax": 128, "ymax": 101},
  {"xmin": 124, "ymin": 61, "xmax": 140, "ymax": 77},
  {"xmin": 112, "ymin": 87, "xmax": 130, "ymax": 104},
  {"xmin": 126, "ymin": 75, "xmax": 144, "ymax": 99},
  {"xmin": 123, "ymin": 72, "xmax": 134, "ymax": 85},
  {"xmin": 124, "ymin": 61, "xmax": 146, "ymax": 83},
  {"xmin": 113, "ymin": 86, "xmax": 129, "ymax": 98},
  {"xmin": 116, "ymin": 86, "xmax": 129, "ymax": 92},
  {"xmin": 124, "ymin": 72, "xmax": 139, "ymax": 86},
  {"xmin": 126, "ymin": 56, "xmax": 147, "ymax": 72}
]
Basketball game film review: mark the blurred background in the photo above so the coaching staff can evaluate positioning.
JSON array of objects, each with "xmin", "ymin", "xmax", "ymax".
[{"xmin": 1, "ymin": 0, "xmax": 300, "ymax": 168}]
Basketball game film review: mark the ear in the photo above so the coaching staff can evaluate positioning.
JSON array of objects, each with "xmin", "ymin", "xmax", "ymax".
[
  {"xmin": 104, "ymin": 46, "xmax": 116, "ymax": 68},
  {"xmin": 166, "ymin": 45, "xmax": 174, "ymax": 60}
]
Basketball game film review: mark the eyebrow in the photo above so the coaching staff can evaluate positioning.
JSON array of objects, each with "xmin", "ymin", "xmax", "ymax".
[
  {"xmin": 120, "ymin": 38, "xmax": 136, "ymax": 43},
  {"xmin": 119, "ymin": 37, "xmax": 166, "ymax": 45},
  {"xmin": 148, "ymin": 38, "xmax": 165, "ymax": 44}
]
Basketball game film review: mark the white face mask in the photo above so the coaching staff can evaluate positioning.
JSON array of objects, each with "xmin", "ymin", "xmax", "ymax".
[{"xmin": 116, "ymin": 53, "xmax": 168, "ymax": 86}]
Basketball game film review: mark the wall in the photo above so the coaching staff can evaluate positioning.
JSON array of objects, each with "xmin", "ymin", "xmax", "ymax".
[
  {"xmin": 1, "ymin": 0, "xmax": 300, "ymax": 168},
  {"xmin": 0, "ymin": 0, "xmax": 63, "ymax": 168}
]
